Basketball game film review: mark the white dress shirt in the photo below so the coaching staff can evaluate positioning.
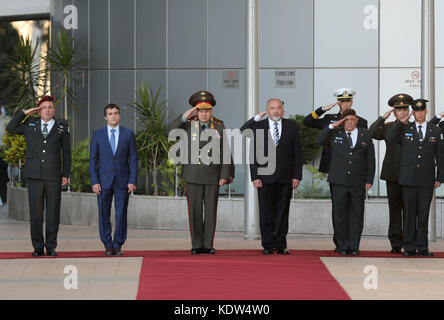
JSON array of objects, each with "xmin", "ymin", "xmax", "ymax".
[
  {"xmin": 268, "ymin": 118, "xmax": 282, "ymax": 143},
  {"xmin": 415, "ymin": 121, "xmax": 427, "ymax": 139},
  {"xmin": 107, "ymin": 125, "xmax": 120, "ymax": 150},
  {"xmin": 41, "ymin": 119, "xmax": 55, "ymax": 135},
  {"xmin": 345, "ymin": 127, "xmax": 358, "ymax": 147}
]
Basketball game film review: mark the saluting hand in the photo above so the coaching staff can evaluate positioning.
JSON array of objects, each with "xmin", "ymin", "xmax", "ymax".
[
  {"xmin": 383, "ymin": 109, "xmax": 394, "ymax": 120},
  {"xmin": 323, "ymin": 102, "xmax": 338, "ymax": 112},
  {"xmin": 183, "ymin": 106, "xmax": 197, "ymax": 120},
  {"xmin": 24, "ymin": 106, "xmax": 42, "ymax": 115},
  {"xmin": 331, "ymin": 116, "xmax": 347, "ymax": 128},
  {"xmin": 62, "ymin": 177, "xmax": 68, "ymax": 186},
  {"xmin": 219, "ymin": 179, "xmax": 227, "ymax": 186}
]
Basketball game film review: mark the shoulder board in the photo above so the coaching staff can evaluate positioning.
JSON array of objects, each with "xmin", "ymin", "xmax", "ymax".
[{"xmin": 212, "ymin": 116, "xmax": 224, "ymax": 125}]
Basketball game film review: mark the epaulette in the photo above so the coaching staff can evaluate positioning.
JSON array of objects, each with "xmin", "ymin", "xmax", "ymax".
[{"xmin": 212, "ymin": 116, "xmax": 224, "ymax": 125}]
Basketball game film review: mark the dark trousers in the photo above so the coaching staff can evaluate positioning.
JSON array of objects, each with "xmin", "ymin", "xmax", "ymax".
[
  {"xmin": 329, "ymin": 183, "xmax": 338, "ymax": 249},
  {"xmin": 330, "ymin": 184, "xmax": 366, "ymax": 252},
  {"xmin": 386, "ymin": 181, "xmax": 403, "ymax": 249},
  {"xmin": 27, "ymin": 178, "xmax": 62, "ymax": 250},
  {"xmin": 257, "ymin": 182, "xmax": 292, "ymax": 250},
  {"xmin": 0, "ymin": 157, "xmax": 9, "ymax": 203},
  {"xmin": 185, "ymin": 183, "xmax": 219, "ymax": 249},
  {"xmin": 97, "ymin": 180, "xmax": 129, "ymax": 249},
  {"xmin": 401, "ymin": 185, "xmax": 433, "ymax": 253}
]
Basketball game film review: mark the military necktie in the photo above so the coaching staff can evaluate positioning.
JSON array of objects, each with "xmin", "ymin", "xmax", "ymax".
[
  {"xmin": 110, "ymin": 128, "xmax": 116, "ymax": 155},
  {"xmin": 418, "ymin": 125, "xmax": 424, "ymax": 140},
  {"xmin": 274, "ymin": 122, "xmax": 280, "ymax": 147},
  {"xmin": 347, "ymin": 132, "xmax": 353, "ymax": 147},
  {"xmin": 42, "ymin": 123, "xmax": 48, "ymax": 138}
]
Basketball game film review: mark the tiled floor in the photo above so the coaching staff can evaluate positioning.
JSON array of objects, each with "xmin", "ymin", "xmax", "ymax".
[{"xmin": 2, "ymin": 203, "xmax": 444, "ymax": 300}]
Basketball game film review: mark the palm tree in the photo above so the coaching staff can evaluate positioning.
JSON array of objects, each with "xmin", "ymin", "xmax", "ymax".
[
  {"xmin": 44, "ymin": 29, "xmax": 88, "ymax": 119},
  {"xmin": 131, "ymin": 82, "xmax": 172, "ymax": 195},
  {"xmin": 3, "ymin": 36, "xmax": 44, "ymax": 112}
]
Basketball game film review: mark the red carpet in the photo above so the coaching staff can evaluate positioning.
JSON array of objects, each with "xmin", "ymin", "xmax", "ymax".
[{"xmin": 1, "ymin": 249, "xmax": 444, "ymax": 300}]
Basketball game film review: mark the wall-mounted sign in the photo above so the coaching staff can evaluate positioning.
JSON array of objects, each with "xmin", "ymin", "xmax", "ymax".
[
  {"xmin": 222, "ymin": 70, "xmax": 240, "ymax": 89},
  {"xmin": 404, "ymin": 70, "xmax": 421, "ymax": 89},
  {"xmin": 275, "ymin": 70, "xmax": 295, "ymax": 88}
]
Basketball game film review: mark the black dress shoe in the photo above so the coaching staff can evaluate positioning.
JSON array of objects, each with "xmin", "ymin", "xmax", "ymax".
[
  {"xmin": 46, "ymin": 249, "xmax": 58, "ymax": 257},
  {"xmin": 351, "ymin": 250, "xmax": 360, "ymax": 256},
  {"xmin": 277, "ymin": 249, "xmax": 290, "ymax": 255},
  {"xmin": 105, "ymin": 248, "xmax": 113, "ymax": 256},
  {"xmin": 333, "ymin": 248, "xmax": 339, "ymax": 253},
  {"xmin": 390, "ymin": 248, "xmax": 402, "ymax": 254},
  {"xmin": 339, "ymin": 250, "xmax": 348, "ymax": 256},
  {"xmin": 191, "ymin": 248, "xmax": 201, "ymax": 254},
  {"xmin": 418, "ymin": 250, "xmax": 434, "ymax": 257},
  {"xmin": 113, "ymin": 247, "xmax": 124, "ymax": 256},
  {"xmin": 262, "ymin": 249, "xmax": 273, "ymax": 255},
  {"xmin": 403, "ymin": 251, "xmax": 416, "ymax": 256},
  {"xmin": 32, "ymin": 249, "xmax": 44, "ymax": 257},
  {"xmin": 203, "ymin": 248, "xmax": 216, "ymax": 254}
]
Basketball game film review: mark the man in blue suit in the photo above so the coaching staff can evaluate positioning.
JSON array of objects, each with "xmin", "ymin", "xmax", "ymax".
[{"xmin": 89, "ymin": 103, "xmax": 138, "ymax": 256}]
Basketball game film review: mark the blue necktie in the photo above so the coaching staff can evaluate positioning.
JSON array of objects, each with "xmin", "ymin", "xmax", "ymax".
[
  {"xmin": 274, "ymin": 122, "xmax": 280, "ymax": 147},
  {"xmin": 110, "ymin": 129, "xmax": 116, "ymax": 155}
]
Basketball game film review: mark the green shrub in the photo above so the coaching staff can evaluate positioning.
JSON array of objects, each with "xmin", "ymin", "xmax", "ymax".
[
  {"xmin": 70, "ymin": 138, "xmax": 91, "ymax": 192},
  {"xmin": 288, "ymin": 114, "xmax": 322, "ymax": 164}
]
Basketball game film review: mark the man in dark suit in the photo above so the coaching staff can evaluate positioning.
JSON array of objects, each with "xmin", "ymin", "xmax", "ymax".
[
  {"xmin": 387, "ymin": 99, "xmax": 444, "ymax": 257},
  {"xmin": 304, "ymin": 88, "xmax": 368, "ymax": 252},
  {"xmin": 6, "ymin": 95, "xmax": 71, "ymax": 257},
  {"xmin": 167, "ymin": 91, "xmax": 234, "ymax": 255},
  {"xmin": 241, "ymin": 98, "xmax": 303, "ymax": 255},
  {"xmin": 89, "ymin": 103, "xmax": 138, "ymax": 256},
  {"xmin": 317, "ymin": 109, "xmax": 375, "ymax": 256},
  {"xmin": 369, "ymin": 94, "xmax": 414, "ymax": 253}
]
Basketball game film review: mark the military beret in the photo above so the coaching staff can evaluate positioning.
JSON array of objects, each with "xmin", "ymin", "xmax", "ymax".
[
  {"xmin": 189, "ymin": 91, "xmax": 216, "ymax": 110},
  {"xmin": 334, "ymin": 88, "xmax": 356, "ymax": 101},
  {"xmin": 388, "ymin": 93, "xmax": 413, "ymax": 109},
  {"xmin": 37, "ymin": 95, "xmax": 54, "ymax": 107},
  {"xmin": 412, "ymin": 99, "xmax": 428, "ymax": 111}
]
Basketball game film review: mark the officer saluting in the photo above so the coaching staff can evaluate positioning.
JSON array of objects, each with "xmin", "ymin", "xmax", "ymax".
[
  {"xmin": 167, "ymin": 91, "xmax": 234, "ymax": 255},
  {"xmin": 304, "ymin": 88, "xmax": 368, "ymax": 252},
  {"xmin": 6, "ymin": 96, "xmax": 71, "ymax": 257},
  {"xmin": 369, "ymin": 94, "xmax": 414, "ymax": 253},
  {"xmin": 387, "ymin": 99, "xmax": 444, "ymax": 256},
  {"xmin": 317, "ymin": 109, "xmax": 375, "ymax": 255},
  {"xmin": 303, "ymin": 88, "xmax": 368, "ymax": 173}
]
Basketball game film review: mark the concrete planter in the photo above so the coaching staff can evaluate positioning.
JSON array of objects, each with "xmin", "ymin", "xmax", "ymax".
[{"xmin": 7, "ymin": 185, "xmax": 444, "ymax": 237}]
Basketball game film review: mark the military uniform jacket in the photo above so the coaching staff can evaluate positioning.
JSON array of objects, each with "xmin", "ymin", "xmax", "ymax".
[
  {"xmin": 386, "ymin": 121, "xmax": 444, "ymax": 188},
  {"xmin": 317, "ymin": 126, "xmax": 375, "ymax": 187},
  {"xmin": 6, "ymin": 110, "xmax": 71, "ymax": 181},
  {"xmin": 370, "ymin": 116, "xmax": 441, "ymax": 182},
  {"xmin": 304, "ymin": 107, "xmax": 368, "ymax": 173},
  {"xmin": 167, "ymin": 115, "xmax": 234, "ymax": 185},
  {"xmin": 240, "ymin": 117, "xmax": 303, "ymax": 184}
]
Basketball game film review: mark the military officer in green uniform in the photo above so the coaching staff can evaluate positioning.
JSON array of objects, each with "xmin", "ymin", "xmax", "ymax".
[
  {"xmin": 167, "ymin": 91, "xmax": 234, "ymax": 255},
  {"xmin": 369, "ymin": 94, "xmax": 414, "ymax": 253},
  {"xmin": 387, "ymin": 99, "xmax": 444, "ymax": 256},
  {"xmin": 6, "ymin": 96, "xmax": 71, "ymax": 257},
  {"xmin": 370, "ymin": 94, "xmax": 441, "ymax": 253},
  {"xmin": 317, "ymin": 109, "xmax": 375, "ymax": 256}
]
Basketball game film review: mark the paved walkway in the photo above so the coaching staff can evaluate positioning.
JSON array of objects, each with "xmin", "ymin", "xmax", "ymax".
[{"xmin": 1, "ymin": 204, "xmax": 444, "ymax": 300}]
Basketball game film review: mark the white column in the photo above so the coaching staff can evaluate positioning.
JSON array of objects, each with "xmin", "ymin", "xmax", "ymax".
[
  {"xmin": 244, "ymin": 0, "xmax": 260, "ymax": 240},
  {"xmin": 422, "ymin": 0, "xmax": 436, "ymax": 242}
]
